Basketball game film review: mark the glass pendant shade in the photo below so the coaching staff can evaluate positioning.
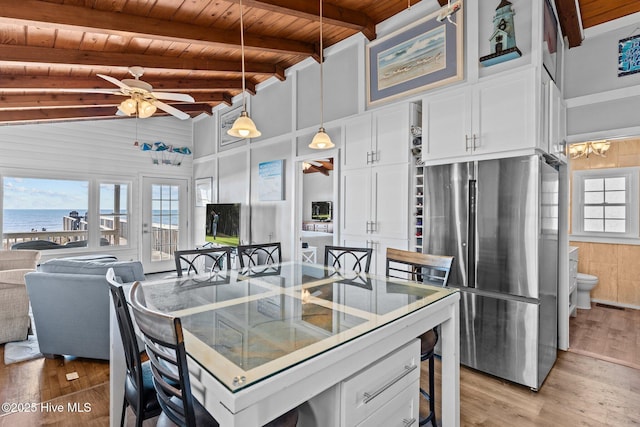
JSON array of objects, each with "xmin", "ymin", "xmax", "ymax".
[
  {"xmin": 119, "ymin": 98, "xmax": 137, "ymax": 115},
  {"xmin": 138, "ymin": 100, "xmax": 157, "ymax": 118},
  {"xmin": 309, "ymin": 127, "xmax": 334, "ymax": 149},
  {"xmin": 227, "ymin": 111, "xmax": 262, "ymax": 138}
]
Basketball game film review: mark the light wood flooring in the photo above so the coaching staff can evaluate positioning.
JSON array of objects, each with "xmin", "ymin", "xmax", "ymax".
[
  {"xmin": 1, "ymin": 305, "xmax": 639, "ymax": 426},
  {"xmin": 569, "ymin": 303, "xmax": 640, "ymax": 370}
]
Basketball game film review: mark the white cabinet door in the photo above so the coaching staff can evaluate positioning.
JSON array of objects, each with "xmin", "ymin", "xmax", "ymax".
[
  {"xmin": 473, "ymin": 69, "xmax": 535, "ymax": 155},
  {"xmin": 341, "ymin": 168, "xmax": 371, "ymax": 237},
  {"xmin": 343, "ymin": 113, "xmax": 372, "ymax": 170},
  {"xmin": 373, "ymin": 163, "xmax": 409, "ymax": 239},
  {"xmin": 423, "ymin": 87, "xmax": 470, "ymax": 161},
  {"xmin": 549, "ymin": 81, "xmax": 567, "ymax": 159},
  {"xmin": 374, "ymin": 104, "xmax": 410, "ymax": 166}
]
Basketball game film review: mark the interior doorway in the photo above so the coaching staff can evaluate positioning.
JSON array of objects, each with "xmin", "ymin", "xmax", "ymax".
[{"xmin": 296, "ymin": 155, "xmax": 338, "ymax": 265}]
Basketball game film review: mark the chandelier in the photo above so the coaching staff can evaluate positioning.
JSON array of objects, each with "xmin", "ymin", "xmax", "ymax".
[{"xmin": 569, "ymin": 140, "xmax": 611, "ymax": 159}]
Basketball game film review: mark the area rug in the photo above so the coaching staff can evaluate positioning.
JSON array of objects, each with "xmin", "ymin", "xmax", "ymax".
[{"xmin": 4, "ymin": 334, "xmax": 42, "ymax": 364}]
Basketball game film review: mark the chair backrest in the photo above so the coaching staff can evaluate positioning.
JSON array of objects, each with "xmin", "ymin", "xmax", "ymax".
[
  {"xmin": 106, "ymin": 269, "xmax": 145, "ymax": 414},
  {"xmin": 324, "ymin": 245, "xmax": 373, "ymax": 274},
  {"xmin": 174, "ymin": 247, "xmax": 232, "ymax": 277},
  {"xmin": 129, "ymin": 281, "xmax": 197, "ymax": 427},
  {"xmin": 386, "ymin": 248, "xmax": 454, "ymax": 287},
  {"xmin": 236, "ymin": 242, "xmax": 281, "ymax": 268}
]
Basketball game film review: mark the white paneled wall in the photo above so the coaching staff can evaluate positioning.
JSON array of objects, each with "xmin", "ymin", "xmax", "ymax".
[{"xmin": 0, "ymin": 117, "xmax": 193, "ymax": 260}]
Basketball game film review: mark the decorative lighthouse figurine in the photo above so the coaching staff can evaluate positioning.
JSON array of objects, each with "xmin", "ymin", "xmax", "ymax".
[{"xmin": 480, "ymin": 0, "xmax": 522, "ymax": 66}]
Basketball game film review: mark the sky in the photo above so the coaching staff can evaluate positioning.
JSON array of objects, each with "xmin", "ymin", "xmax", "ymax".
[{"xmin": 3, "ymin": 177, "xmax": 126, "ymax": 210}]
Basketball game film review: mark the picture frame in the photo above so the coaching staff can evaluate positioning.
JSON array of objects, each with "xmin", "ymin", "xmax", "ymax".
[
  {"xmin": 219, "ymin": 104, "xmax": 244, "ymax": 147},
  {"xmin": 366, "ymin": 6, "xmax": 464, "ymax": 106},
  {"xmin": 258, "ymin": 159, "xmax": 284, "ymax": 201},
  {"xmin": 195, "ymin": 177, "xmax": 212, "ymax": 207},
  {"xmin": 618, "ymin": 34, "xmax": 640, "ymax": 77},
  {"xmin": 542, "ymin": 0, "xmax": 560, "ymax": 84}
]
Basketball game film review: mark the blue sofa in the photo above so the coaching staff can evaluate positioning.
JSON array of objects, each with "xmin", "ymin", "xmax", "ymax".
[{"xmin": 24, "ymin": 255, "xmax": 145, "ymax": 360}]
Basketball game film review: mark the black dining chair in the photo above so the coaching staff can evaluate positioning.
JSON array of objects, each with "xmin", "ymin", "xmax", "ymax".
[
  {"xmin": 324, "ymin": 245, "xmax": 373, "ymax": 273},
  {"xmin": 128, "ymin": 281, "xmax": 299, "ymax": 427},
  {"xmin": 174, "ymin": 246, "xmax": 233, "ymax": 277},
  {"xmin": 106, "ymin": 268, "xmax": 161, "ymax": 427},
  {"xmin": 385, "ymin": 248, "xmax": 454, "ymax": 427},
  {"xmin": 236, "ymin": 242, "xmax": 281, "ymax": 268}
]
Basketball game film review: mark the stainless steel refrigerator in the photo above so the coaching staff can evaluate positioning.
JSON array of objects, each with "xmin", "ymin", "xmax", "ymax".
[{"xmin": 424, "ymin": 154, "xmax": 558, "ymax": 390}]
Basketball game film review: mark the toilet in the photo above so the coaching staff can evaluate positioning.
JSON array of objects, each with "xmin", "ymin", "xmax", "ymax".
[{"xmin": 576, "ymin": 273, "xmax": 598, "ymax": 309}]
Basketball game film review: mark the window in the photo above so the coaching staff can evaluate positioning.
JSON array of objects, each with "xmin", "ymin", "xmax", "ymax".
[
  {"xmin": 2, "ymin": 177, "xmax": 131, "ymax": 250},
  {"xmin": 572, "ymin": 168, "xmax": 639, "ymax": 238},
  {"xmin": 99, "ymin": 183, "xmax": 129, "ymax": 247}
]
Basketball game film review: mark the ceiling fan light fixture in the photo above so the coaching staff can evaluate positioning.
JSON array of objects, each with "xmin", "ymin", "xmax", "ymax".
[
  {"xmin": 310, "ymin": 127, "xmax": 334, "ymax": 150},
  {"xmin": 138, "ymin": 100, "xmax": 157, "ymax": 118},
  {"xmin": 228, "ymin": 111, "xmax": 262, "ymax": 138},
  {"xmin": 119, "ymin": 98, "xmax": 137, "ymax": 116}
]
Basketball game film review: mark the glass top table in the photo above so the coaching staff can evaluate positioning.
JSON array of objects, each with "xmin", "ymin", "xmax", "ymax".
[{"xmin": 136, "ymin": 261, "xmax": 457, "ymax": 393}]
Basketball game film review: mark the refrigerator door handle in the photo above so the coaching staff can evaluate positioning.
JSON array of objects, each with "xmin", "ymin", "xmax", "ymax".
[{"xmin": 468, "ymin": 179, "xmax": 477, "ymax": 288}]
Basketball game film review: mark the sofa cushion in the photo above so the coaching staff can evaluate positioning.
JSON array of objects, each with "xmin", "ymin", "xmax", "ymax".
[{"xmin": 38, "ymin": 258, "xmax": 145, "ymax": 283}]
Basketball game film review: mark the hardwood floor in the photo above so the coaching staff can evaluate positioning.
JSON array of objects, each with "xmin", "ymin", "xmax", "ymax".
[
  {"xmin": 569, "ymin": 303, "xmax": 640, "ymax": 370},
  {"xmin": 2, "ymin": 306, "xmax": 639, "ymax": 427}
]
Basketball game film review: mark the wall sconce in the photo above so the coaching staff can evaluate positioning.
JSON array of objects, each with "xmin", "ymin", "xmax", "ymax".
[{"xmin": 569, "ymin": 140, "xmax": 611, "ymax": 159}]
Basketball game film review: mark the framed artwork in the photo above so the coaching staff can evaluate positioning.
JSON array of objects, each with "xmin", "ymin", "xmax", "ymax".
[
  {"xmin": 366, "ymin": 6, "xmax": 463, "ymax": 106},
  {"xmin": 219, "ymin": 105, "xmax": 244, "ymax": 147},
  {"xmin": 195, "ymin": 177, "xmax": 212, "ymax": 207},
  {"xmin": 258, "ymin": 159, "xmax": 284, "ymax": 201},
  {"xmin": 618, "ymin": 34, "xmax": 640, "ymax": 77},
  {"xmin": 542, "ymin": 0, "xmax": 560, "ymax": 83}
]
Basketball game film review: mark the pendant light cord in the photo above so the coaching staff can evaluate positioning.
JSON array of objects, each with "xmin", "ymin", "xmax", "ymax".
[
  {"xmin": 319, "ymin": 0, "xmax": 324, "ymax": 129},
  {"xmin": 240, "ymin": 0, "xmax": 247, "ymax": 112}
]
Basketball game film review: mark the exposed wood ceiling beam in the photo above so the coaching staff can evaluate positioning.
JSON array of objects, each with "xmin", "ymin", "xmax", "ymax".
[
  {"xmin": 0, "ymin": 104, "xmax": 214, "ymax": 124},
  {"xmin": 0, "ymin": 93, "xmax": 234, "ymax": 110},
  {"xmin": 555, "ymin": 0, "xmax": 583, "ymax": 48},
  {"xmin": 437, "ymin": 0, "xmax": 447, "ymax": 6},
  {"xmin": 0, "ymin": 0, "xmax": 316, "ymax": 57},
  {"xmin": 0, "ymin": 75, "xmax": 256, "ymax": 95},
  {"xmin": 0, "ymin": 45, "xmax": 284, "ymax": 81},
  {"xmin": 231, "ymin": 0, "xmax": 377, "ymax": 40}
]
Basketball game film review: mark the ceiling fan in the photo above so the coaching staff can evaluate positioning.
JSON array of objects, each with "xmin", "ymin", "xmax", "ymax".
[{"xmin": 96, "ymin": 66, "xmax": 195, "ymax": 120}]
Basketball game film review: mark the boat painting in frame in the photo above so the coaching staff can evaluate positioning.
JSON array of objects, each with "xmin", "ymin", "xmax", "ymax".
[{"xmin": 367, "ymin": 6, "xmax": 463, "ymax": 106}]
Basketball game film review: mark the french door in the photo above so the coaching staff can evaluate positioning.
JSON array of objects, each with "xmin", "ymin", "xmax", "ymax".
[{"xmin": 141, "ymin": 177, "xmax": 188, "ymax": 273}]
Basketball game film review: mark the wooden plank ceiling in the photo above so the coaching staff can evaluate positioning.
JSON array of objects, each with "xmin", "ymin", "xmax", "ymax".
[{"xmin": 0, "ymin": 0, "xmax": 637, "ymax": 124}]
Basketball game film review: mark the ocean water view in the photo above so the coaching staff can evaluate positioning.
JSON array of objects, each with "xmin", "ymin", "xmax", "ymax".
[
  {"xmin": 3, "ymin": 209, "xmax": 178, "ymax": 233},
  {"xmin": 3, "ymin": 209, "xmax": 87, "ymax": 233}
]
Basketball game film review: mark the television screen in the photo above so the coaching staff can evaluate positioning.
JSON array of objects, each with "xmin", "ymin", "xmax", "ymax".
[
  {"xmin": 206, "ymin": 203, "xmax": 241, "ymax": 246},
  {"xmin": 311, "ymin": 201, "xmax": 332, "ymax": 221}
]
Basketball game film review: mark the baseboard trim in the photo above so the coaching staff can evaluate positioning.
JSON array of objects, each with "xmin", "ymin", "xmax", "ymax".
[
  {"xmin": 591, "ymin": 299, "xmax": 640, "ymax": 311},
  {"xmin": 567, "ymin": 347, "xmax": 640, "ymax": 371}
]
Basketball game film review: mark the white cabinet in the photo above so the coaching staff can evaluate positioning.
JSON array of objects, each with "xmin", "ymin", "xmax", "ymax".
[
  {"xmin": 341, "ymin": 339, "xmax": 420, "ymax": 427},
  {"xmin": 548, "ymin": 81, "xmax": 567, "ymax": 160},
  {"xmin": 341, "ymin": 164, "xmax": 409, "ymax": 275},
  {"xmin": 343, "ymin": 104, "xmax": 410, "ymax": 170},
  {"xmin": 423, "ymin": 68, "xmax": 536, "ymax": 164},
  {"xmin": 341, "ymin": 104, "xmax": 412, "ymax": 275}
]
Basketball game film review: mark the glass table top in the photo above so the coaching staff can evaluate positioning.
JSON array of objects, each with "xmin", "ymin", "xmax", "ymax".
[{"xmin": 137, "ymin": 262, "xmax": 457, "ymax": 392}]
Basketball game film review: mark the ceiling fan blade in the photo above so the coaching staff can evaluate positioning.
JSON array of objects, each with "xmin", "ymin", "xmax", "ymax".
[
  {"xmin": 97, "ymin": 74, "xmax": 132, "ymax": 91},
  {"xmin": 152, "ymin": 92, "xmax": 195, "ymax": 102},
  {"xmin": 154, "ymin": 100, "xmax": 190, "ymax": 120},
  {"xmin": 63, "ymin": 88, "xmax": 124, "ymax": 95}
]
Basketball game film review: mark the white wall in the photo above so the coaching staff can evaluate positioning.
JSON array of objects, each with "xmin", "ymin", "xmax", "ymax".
[
  {"xmin": 564, "ymin": 19, "xmax": 640, "ymax": 139},
  {"xmin": 0, "ymin": 117, "xmax": 193, "ymax": 260}
]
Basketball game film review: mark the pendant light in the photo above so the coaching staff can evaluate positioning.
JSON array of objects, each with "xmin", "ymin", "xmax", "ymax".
[
  {"xmin": 309, "ymin": 0, "xmax": 334, "ymax": 150},
  {"xmin": 227, "ymin": 0, "xmax": 261, "ymax": 139}
]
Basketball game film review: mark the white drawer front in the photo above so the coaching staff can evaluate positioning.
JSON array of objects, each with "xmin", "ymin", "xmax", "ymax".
[
  {"xmin": 356, "ymin": 379, "xmax": 420, "ymax": 427},
  {"xmin": 341, "ymin": 339, "xmax": 421, "ymax": 426}
]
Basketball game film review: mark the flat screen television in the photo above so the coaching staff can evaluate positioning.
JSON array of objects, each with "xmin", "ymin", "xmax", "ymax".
[
  {"xmin": 311, "ymin": 201, "xmax": 332, "ymax": 221},
  {"xmin": 206, "ymin": 203, "xmax": 241, "ymax": 246}
]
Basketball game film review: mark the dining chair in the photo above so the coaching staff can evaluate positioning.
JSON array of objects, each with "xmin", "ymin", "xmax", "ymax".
[
  {"xmin": 236, "ymin": 242, "xmax": 281, "ymax": 268},
  {"xmin": 385, "ymin": 248, "xmax": 454, "ymax": 427},
  {"xmin": 324, "ymin": 245, "xmax": 373, "ymax": 274},
  {"xmin": 129, "ymin": 281, "xmax": 299, "ymax": 427},
  {"xmin": 174, "ymin": 246, "xmax": 233, "ymax": 277},
  {"xmin": 106, "ymin": 269, "xmax": 161, "ymax": 427}
]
